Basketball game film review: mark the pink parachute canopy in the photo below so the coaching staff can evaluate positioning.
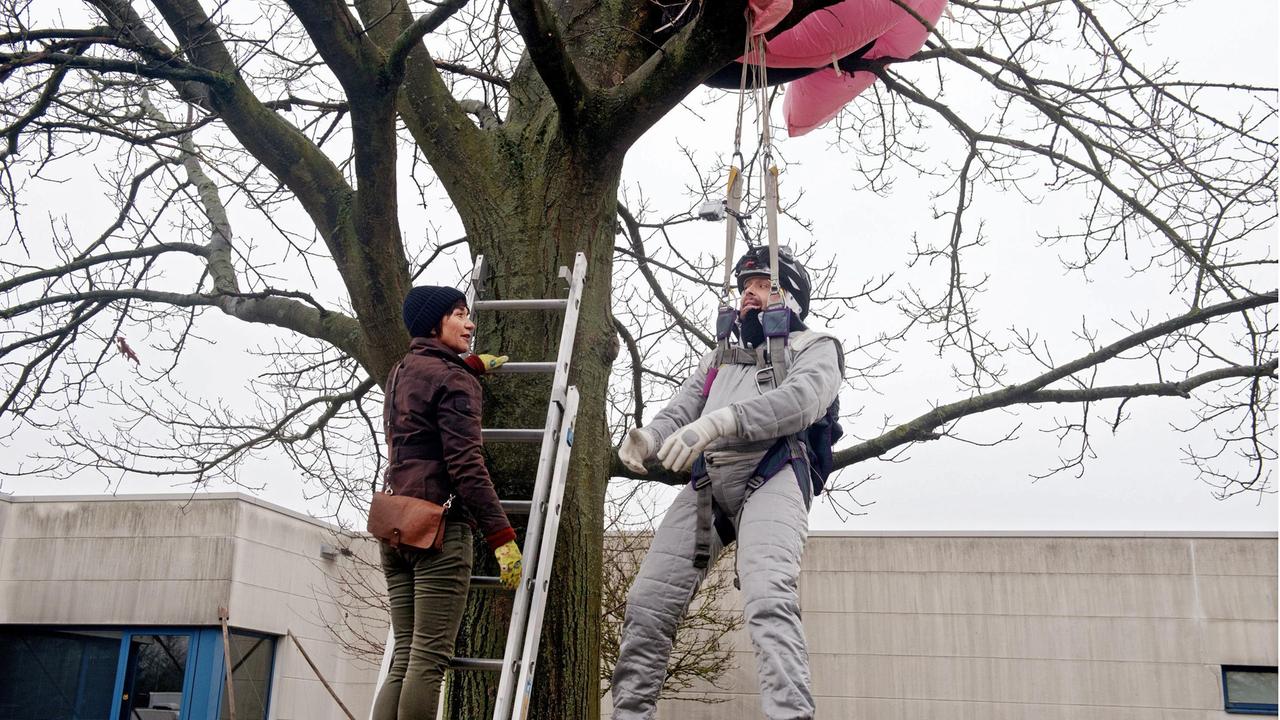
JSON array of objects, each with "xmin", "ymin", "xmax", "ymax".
[{"xmin": 746, "ymin": 0, "xmax": 948, "ymax": 136}]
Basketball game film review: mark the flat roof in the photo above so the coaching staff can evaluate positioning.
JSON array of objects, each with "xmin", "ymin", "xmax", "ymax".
[
  {"xmin": 0, "ymin": 491, "xmax": 351, "ymax": 535},
  {"xmin": 2, "ymin": 492, "xmax": 1274, "ymax": 539}
]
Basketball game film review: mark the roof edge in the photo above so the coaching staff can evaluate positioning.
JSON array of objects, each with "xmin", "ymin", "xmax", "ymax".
[{"xmin": 0, "ymin": 491, "xmax": 356, "ymax": 535}]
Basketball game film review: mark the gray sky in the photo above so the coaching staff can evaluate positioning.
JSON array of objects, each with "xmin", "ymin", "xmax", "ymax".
[{"xmin": 2, "ymin": 0, "xmax": 1275, "ymax": 532}]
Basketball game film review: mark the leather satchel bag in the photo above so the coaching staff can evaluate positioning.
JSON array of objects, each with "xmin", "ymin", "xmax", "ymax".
[
  {"xmin": 367, "ymin": 360, "xmax": 453, "ymax": 551},
  {"xmin": 368, "ymin": 486, "xmax": 451, "ymax": 550}
]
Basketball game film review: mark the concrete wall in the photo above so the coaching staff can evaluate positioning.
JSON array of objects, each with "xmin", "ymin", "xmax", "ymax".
[
  {"xmin": 0, "ymin": 493, "xmax": 388, "ymax": 720},
  {"xmin": 3, "ymin": 495, "xmax": 1274, "ymax": 720},
  {"xmin": 637, "ymin": 533, "xmax": 1278, "ymax": 720}
]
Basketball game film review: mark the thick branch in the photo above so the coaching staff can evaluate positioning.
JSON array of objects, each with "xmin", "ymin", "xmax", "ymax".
[
  {"xmin": 0, "ymin": 243, "xmax": 208, "ymax": 294},
  {"xmin": 354, "ymin": 0, "xmax": 499, "ymax": 216},
  {"xmin": 833, "ymin": 291, "xmax": 1277, "ymax": 468},
  {"xmin": 280, "ymin": 0, "xmax": 386, "ymax": 96},
  {"xmin": 2, "ymin": 289, "xmax": 363, "ymax": 360},
  {"xmin": 1024, "ymin": 362, "xmax": 1278, "ymax": 404},
  {"xmin": 600, "ymin": 0, "xmax": 843, "ymax": 146},
  {"xmin": 508, "ymin": 0, "xmax": 589, "ymax": 125},
  {"xmin": 0, "ymin": 50, "xmax": 229, "ymax": 85}
]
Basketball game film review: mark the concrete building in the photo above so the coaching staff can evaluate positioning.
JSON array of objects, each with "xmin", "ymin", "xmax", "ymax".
[
  {"xmin": 1, "ymin": 493, "xmax": 1275, "ymax": 719},
  {"xmin": 0, "ymin": 493, "xmax": 386, "ymax": 720},
  {"xmin": 640, "ymin": 531, "xmax": 1279, "ymax": 720}
]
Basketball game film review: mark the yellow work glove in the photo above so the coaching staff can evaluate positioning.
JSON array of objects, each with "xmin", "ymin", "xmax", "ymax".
[
  {"xmin": 494, "ymin": 540, "xmax": 523, "ymax": 590},
  {"xmin": 465, "ymin": 353, "xmax": 509, "ymax": 374}
]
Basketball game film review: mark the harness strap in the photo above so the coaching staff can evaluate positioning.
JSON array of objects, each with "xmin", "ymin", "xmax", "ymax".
[{"xmin": 692, "ymin": 459, "xmax": 714, "ymax": 570}]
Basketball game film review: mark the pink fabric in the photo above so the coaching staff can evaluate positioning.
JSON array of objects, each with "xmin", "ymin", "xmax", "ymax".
[
  {"xmin": 750, "ymin": 0, "xmax": 793, "ymax": 35},
  {"xmin": 783, "ymin": 0, "xmax": 947, "ymax": 135},
  {"xmin": 749, "ymin": 0, "xmax": 906, "ymax": 68}
]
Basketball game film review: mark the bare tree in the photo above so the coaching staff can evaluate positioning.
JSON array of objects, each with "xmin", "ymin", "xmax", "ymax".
[{"xmin": 0, "ymin": 0, "xmax": 1274, "ymax": 717}]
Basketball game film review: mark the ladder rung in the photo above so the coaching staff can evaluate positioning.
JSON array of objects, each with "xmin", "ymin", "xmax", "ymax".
[
  {"xmin": 450, "ymin": 657, "xmax": 504, "ymax": 672},
  {"xmin": 469, "ymin": 575, "xmax": 509, "ymax": 590},
  {"xmin": 482, "ymin": 428, "xmax": 544, "ymax": 442},
  {"xmin": 492, "ymin": 362, "xmax": 557, "ymax": 374},
  {"xmin": 500, "ymin": 499, "xmax": 532, "ymax": 515},
  {"xmin": 473, "ymin": 299, "xmax": 567, "ymax": 311}
]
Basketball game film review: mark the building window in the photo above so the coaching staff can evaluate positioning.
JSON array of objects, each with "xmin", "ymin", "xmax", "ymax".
[
  {"xmin": 0, "ymin": 626, "xmax": 275, "ymax": 720},
  {"xmin": 120, "ymin": 633, "xmax": 191, "ymax": 720},
  {"xmin": 220, "ymin": 631, "xmax": 276, "ymax": 720},
  {"xmin": 0, "ymin": 628, "xmax": 122, "ymax": 720},
  {"xmin": 1224, "ymin": 666, "xmax": 1279, "ymax": 715}
]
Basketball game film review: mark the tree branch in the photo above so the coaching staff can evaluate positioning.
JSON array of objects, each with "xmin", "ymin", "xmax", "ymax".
[
  {"xmin": 1024, "ymin": 362, "xmax": 1278, "ymax": 404},
  {"xmin": 0, "ymin": 243, "xmax": 208, "ymax": 294},
  {"xmin": 109, "ymin": 0, "xmax": 356, "ymax": 250},
  {"xmin": 599, "ymin": 0, "xmax": 843, "ymax": 146},
  {"xmin": 280, "ymin": 0, "xmax": 386, "ymax": 96},
  {"xmin": 1, "ymin": 46, "xmax": 76, "ymax": 161},
  {"xmin": 617, "ymin": 203, "xmax": 714, "ymax": 348},
  {"xmin": 385, "ymin": 0, "xmax": 469, "ymax": 85},
  {"xmin": 1, "ymin": 289, "xmax": 363, "ymax": 360},
  {"xmin": 508, "ymin": 0, "xmax": 589, "ymax": 126},
  {"xmin": 0, "ymin": 50, "xmax": 229, "ymax": 85},
  {"xmin": 833, "ymin": 291, "xmax": 1277, "ymax": 468},
  {"xmin": 353, "ymin": 0, "xmax": 500, "ymax": 220}
]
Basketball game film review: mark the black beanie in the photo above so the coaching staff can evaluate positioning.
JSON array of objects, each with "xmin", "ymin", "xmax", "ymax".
[{"xmin": 403, "ymin": 285, "xmax": 466, "ymax": 338}]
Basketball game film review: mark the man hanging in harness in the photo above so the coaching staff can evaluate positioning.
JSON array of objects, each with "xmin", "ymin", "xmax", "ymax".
[{"xmin": 611, "ymin": 245, "xmax": 843, "ymax": 720}]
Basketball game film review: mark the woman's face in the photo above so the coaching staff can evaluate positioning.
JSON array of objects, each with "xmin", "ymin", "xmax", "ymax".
[{"xmin": 437, "ymin": 305, "xmax": 474, "ymax": 354}]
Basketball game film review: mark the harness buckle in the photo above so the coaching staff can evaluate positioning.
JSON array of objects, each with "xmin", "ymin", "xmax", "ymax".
[{"xmin": 754, "ymin": 365, "xmax": 775, "ymax": 394}]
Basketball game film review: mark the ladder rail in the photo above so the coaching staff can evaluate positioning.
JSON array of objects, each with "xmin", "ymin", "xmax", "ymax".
[
  {"xmin": 491, "ymin": 252, "xmax": 587, "ymax": 720},
  {"xmin": 547, "ymin": 254, "xmax": 587, "ymax": 406},
  {"xmin": 509, "ymin": 386, "xmax": 579, "ymax": 720}
]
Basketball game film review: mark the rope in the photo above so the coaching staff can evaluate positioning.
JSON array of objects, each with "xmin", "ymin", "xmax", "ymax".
[
  {"xmin": 722, "ymin": 16, "xmax": 784, "ymax": 302},
  {"xmin": 722, "ymin": 19, "xmax": 754, "ymax": 300},
  {"xmin": 754, "ymin": 34, "xmax": 782, "ymax": 295}
]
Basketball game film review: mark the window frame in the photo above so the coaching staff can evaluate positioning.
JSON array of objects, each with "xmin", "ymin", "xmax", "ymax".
[
  {"xmin": 0, "ymin": 624, "xmax": 275, "ymax": 720},
  {"xmin": 1223, "ymin": 665, "xmax": 1279, "ymax": 716},
  {"xmin": 217, "ymin": 628, "xmax": 278, "ymax": 720}
]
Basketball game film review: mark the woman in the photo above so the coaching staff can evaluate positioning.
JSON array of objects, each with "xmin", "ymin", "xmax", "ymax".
[{"xmin": 372, "ymin": 284, "xmax": 522, "ymax": 719}]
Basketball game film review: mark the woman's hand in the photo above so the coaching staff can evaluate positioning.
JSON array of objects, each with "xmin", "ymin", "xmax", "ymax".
[
  {"xmin": 495, "ymin": 540, "xmax": 523, "ymax": 589},
  {"xmin": 465, "ymin": 352, "xmax": 509, "ymax": 374}
]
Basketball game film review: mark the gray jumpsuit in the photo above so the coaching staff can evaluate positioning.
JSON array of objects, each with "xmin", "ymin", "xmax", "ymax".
[{"xmin": 611, "ymin": 330, "xmax": 843, "ymax": 720}]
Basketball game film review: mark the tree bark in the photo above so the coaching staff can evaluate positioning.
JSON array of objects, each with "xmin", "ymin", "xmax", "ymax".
[{"xmin": 442, "ymin": 115, "xmax": 623, "ymax": 720}]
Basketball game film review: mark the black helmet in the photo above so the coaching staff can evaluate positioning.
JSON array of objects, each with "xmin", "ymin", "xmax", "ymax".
[{"xmin": 733, "ymin": 245, "xmax": 812, "ymax": 319}]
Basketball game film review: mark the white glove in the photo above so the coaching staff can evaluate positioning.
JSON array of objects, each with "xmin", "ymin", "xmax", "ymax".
[
  {"xmin": 657, "ymin": 408, "xmax": 738, "ymax": 474},
  {"xmin": 618, "ymin": 428, "xmax": 657, "ymax": 474}
]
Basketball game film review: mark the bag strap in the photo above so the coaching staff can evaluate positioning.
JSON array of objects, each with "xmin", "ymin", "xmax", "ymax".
[{"xmin": 379, "ymin": 360, "xmax": 407, "ymax": 494}]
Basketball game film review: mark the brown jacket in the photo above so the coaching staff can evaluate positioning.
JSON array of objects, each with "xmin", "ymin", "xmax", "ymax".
[{"xmin": 382, "ymin": 337, "xmax": 515, "ymax": 550}]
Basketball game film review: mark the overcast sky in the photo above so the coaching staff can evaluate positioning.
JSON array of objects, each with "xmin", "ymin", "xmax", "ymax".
[{"xmin": 2, "ymin": 1, "xmax": 1275, "ymax": 533}]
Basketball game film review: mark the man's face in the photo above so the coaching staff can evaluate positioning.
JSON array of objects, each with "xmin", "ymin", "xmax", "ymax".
[{"xmin": 739, "ymin": 276, "xmax": 781, "ymax": 318}]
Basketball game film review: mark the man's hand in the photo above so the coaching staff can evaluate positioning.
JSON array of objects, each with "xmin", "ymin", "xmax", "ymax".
[
  {"xmin": 618, "ymin": 427, "xmax": 657, "ymax": 474},
  {"xmin": 657, "ymin": 408, "xmax": 737, "ymax": 473},
  {"xmin": 465, "ymin": 353, "xmax": 509, "ymax": 374},
  {"xmin": 494, "ymin": 540, "xmax": 522, "ymax": 589}
]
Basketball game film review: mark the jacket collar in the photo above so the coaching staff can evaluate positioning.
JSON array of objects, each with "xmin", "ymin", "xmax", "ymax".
[{"xmin": 409, "ymin": 337, "xmax": 470, "ymax": 369}]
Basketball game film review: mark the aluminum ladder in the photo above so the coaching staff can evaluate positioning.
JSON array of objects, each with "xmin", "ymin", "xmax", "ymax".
[{"xmin": 369, "ymin": 252, "xmax": 587, "ymax": 720}]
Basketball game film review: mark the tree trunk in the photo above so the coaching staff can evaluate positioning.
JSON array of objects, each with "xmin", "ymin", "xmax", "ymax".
[{"xmin": 444, "ymin": 122, "xmax": 623, "ymax": 719}]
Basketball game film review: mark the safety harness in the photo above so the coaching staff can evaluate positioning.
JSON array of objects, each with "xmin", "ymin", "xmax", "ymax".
[{"xmin": 690, "ymin": 337, "xmax": 815, "ymax": 570}]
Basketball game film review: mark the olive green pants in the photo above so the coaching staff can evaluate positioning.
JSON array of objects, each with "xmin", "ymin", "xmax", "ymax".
[{"xmin": 372, "ymin": 523, "xmax": 474, "ymax": 720}]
